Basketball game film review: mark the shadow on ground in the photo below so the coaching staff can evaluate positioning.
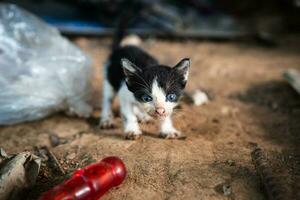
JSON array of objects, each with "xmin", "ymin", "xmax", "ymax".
[{"xmin": 231, "ymin": 80, "xmax": 300, "ymax": 199}]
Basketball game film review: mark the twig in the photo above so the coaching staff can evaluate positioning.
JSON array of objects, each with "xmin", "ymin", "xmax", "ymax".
[
  {"xmin": 41, "ymin": 146, "xmax": 65, "ymax": 175},
  {"xmin": 251, "ymin": 147, "xmax": 287, "ymax": 200}
]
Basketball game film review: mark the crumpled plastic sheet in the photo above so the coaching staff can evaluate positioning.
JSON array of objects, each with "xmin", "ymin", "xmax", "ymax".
[{"xmin": 0, "ymin": 4, "xmax": 92, "ymax": 125}]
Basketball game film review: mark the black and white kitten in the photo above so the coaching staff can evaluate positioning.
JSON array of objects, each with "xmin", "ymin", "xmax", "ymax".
[{"xmin": 99, "ymin": 37, "xmax": 190, "ymax": 139}]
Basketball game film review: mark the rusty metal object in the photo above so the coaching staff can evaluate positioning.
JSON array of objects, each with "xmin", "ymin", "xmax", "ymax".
[{"xmin": 251, "ymin": 147, "xmax": 287, "ymax": 200}]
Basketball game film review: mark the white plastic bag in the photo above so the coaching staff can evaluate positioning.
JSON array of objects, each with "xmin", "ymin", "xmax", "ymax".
[{"xmin": 0, "ymin": 4, "xmax": 92, "ymax": 125}]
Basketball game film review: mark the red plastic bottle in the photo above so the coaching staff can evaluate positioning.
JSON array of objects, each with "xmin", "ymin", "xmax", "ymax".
[{"xmin": 38, "ymin": 156, "xmax": 126, "ymax": 200}]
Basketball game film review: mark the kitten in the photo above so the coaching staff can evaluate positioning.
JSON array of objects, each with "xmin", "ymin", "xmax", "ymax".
[{"xmin": 99, "ymin": 36, "xmax": 190, "ymax": 140}]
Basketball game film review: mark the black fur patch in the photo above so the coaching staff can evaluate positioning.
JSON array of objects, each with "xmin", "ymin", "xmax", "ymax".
[
  {"xmin": 106, "ymin": 45, "xmax": 189, "ymax": 102},
  {"xmin": 106, "ymin": 45, "xmax": 158, "ymax": 91}
]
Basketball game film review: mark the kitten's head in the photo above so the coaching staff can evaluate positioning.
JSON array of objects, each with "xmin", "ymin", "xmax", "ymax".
[{"xmin": 121, "ymin": 58, "xmax": 190, "ymax": 120}]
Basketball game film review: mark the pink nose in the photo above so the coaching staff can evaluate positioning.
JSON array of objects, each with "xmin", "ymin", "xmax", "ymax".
[{"xmin": 155, "ymin": 107, "xmax": 166, "ymax": 115}]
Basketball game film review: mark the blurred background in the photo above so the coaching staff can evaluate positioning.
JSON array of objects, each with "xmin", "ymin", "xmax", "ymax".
[{"xmin": 2, "ymin": 0, "xmax": 300, "ymax": 44}]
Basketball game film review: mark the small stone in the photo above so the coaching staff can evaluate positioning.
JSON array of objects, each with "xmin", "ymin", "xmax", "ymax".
[
  {"xmin": 221, "ymin": 106, "xmax": 230, "ymax": 115},
  {"xmin": 66, "ymin": 153, "xmax": 76, "ymax": 160},
  {"xmin": 222, "ymin": 184, "xmax": 231, "ymax": 196},
  {"xmin": 192, "ymin": 90, "xmax": 209, "ymax": 106},
  {"xmin": 226, "ymin": 160, "xmax": 235, "ymax": 166},
  {"xmin": 49, "ymin": 134, "xmax": 61, "ymax": 147}
]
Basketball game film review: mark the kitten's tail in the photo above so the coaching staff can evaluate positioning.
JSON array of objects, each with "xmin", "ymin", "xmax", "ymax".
[{"xmin": 111, "ymin": 0, "xmax": 141, "ymax": 51}]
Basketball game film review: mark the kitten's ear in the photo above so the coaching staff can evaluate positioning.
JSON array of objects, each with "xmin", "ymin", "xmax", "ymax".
[
  {"xmin": 121, "ymin": 58, "xmax": 142, "ymax": 77},
  {"xmin": 173, "ymin": 58, "xmax": 190, "ymax": 81}
]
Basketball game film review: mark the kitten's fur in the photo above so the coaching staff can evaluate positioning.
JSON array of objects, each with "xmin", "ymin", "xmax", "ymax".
[
  {"xmin": 100, "ymin": 37, "xmax": 190, "ymax": 140},
  {"xmin": 100, "ymin": 12, "xmax": 190, "ymax": 139}
]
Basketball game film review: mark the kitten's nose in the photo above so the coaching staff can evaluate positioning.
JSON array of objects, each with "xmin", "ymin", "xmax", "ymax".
[{"xmin": 155, "ymin": 107, "xmax": 165, "ymax": 115}]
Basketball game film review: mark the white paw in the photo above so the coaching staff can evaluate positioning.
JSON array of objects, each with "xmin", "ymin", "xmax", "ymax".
[
  {"xmin": 125, "ymin": 131, "xmax": 142, "ymax": 140},
  {"xmin": 159, "ymin": 130, "xmax": 186, "ymax": 140},
  {"xmin": 99, "ymin": 119, "xmax": 115, "ymax": 129}
]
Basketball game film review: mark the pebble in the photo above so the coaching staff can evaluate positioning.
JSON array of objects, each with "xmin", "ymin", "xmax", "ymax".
[
  {"xmin": 49, "ymin": 134, "xmax": 60, "ymax": 147},
  {"xmin": 66, "ymin": 153, "xmax": 76, "ymax": 160},
  {"xmin": 192, "ymin": 90, "xmax": 209, "ymax": 106},
  {"xmin": 222, "ymin": 184, "xmax": 232, "ymax": 196}
]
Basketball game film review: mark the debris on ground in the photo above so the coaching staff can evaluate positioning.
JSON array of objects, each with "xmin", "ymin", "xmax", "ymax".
[
  {"xmin": 66, "ymin": 153, "xmax": 76, "ymax": 160},
  {"xmin": 222, "ymin": 184, "xmax": 232, "ymax": 196},
  {"xmin": 192, "ymin": 89, "xmax": 210, "ymax": 106},
  {"xmin": 251, "ymin": 147, "xmax": 287, "ymax": 200},
  {"xmin": 182, "ymin": 89, "xmax": 209, "ymax": 106},
  {"xmin": 36, "ymin": 146, "xmax": 65, "ymax": 175},
  {"xmin": 225, "ymin": 159, "xmax": 236, "ymax": 166},
  {"xmin": 38, "ymin": 157, "xmax": 126, "ymax": 200},
  {"xmin": 283, "ymin": 69, "xmax": 300, "ymax": 95},
  {"xmin": 214, "ymin": 182, "xmax": 232, "ymax": 197},
  {"xmin": 0, "ymin": 149, "xmax": 41, "ymax": 200},
  {"xmin": 1, "ymin": 37, "xmax": 299, "ymax": 200},
  {"xmin": 48, "ymin": 133, "xmax": 69, "ymax": 147}
]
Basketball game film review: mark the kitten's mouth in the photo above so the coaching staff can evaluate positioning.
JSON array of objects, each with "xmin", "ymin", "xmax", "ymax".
[{"xmin": 149, "ymin": 112, "xmax": 168, "ymax": 120}]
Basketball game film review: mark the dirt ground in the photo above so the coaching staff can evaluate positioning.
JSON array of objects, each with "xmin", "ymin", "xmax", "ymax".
[{"xmin": 1, "ymin": 36, "xmax": 300, "ymax": 200}]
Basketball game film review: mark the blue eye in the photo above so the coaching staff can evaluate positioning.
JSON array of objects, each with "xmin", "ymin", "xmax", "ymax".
[
  {"xmin": 141, "ymin": 94, "xmax": 152, "ymax": 102},
  {"xmin": 166, "ymin": 93, "xmax": 177, "ymax": 102}
]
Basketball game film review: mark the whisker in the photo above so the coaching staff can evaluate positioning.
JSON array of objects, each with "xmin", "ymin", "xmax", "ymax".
[
  {"xmin": 133, "ymin": 73, "xmax": 151, "ymax": 89},
  {"xmin": 130, "ymin": 80, "xmax": 148, "ymax": 89}
]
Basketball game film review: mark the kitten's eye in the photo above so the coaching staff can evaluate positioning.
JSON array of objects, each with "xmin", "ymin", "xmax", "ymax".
[
  {"xmin": 166, "ymin": 93, "xmax": 177, "ymax": 102},
  {"xmin": 141, "ymin": 94, "xmax": 153, "ymax": 102}
]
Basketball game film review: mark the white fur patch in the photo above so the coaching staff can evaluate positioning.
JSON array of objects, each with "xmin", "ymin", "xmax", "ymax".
[
  {"xmin": 121, "ymin": 59, "xmax": 136, "ymax": 73},
  {"xmin": 119, "ymin": 82, "xmax": 141, "ymax": 135},
  {"xmin": 100, "ymin": 63, "xmax": 115, "ymax": 123},
  {"xmin": 175, "ymin": 59, "xmax": 190, "ymax": 82},
  {"xmin": 151, "ymin": 78, "xmax": 166, "ymax": 107},
  {"xmin": 160, "ymin": 116, "xmax": 177, "ymax": 134},
  {"xmin": 133, "ymin": 105, "xmax": 152, "ymax": 122},
  {"xmin": 148, "ymin": 78, "xmax": 177, "ymax": 116},
  {"xmin": 181, "ymin": 60, "xmax": 190, "ymax": 81},
  {"xmin": 183, "ymin": 69, "xmax": 189, "ymax": 82},
  {"xmin": 101, "ymin": 79, "xmax": 114, "ymax": 119}
]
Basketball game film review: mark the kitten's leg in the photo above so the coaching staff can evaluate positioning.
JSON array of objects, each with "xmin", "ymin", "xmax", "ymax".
[
  {"xmin": 133, "ymin": 106, "xmax": 152, "ymax": 123},
  {"xmin": 159, "ymin": 116, "xmax": 185, "ymax": 139},
  {"xmin": 119, "ymin": 84, "xmax": 142, "ymax": 139},
  {"xmin": 99, "ymin": 79, "xmax": 115, "ymax": 129}
]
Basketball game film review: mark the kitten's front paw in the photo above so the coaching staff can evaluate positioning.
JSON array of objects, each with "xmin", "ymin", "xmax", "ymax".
[
  {"xmin": 159, "ymin": 131, "xmax": 187, "ymax": 140},
  {"xmin": 125, "ymin": 131, "xmax": 142, "ymax": 140},
  {"xmin": 99, "ymin": 119, "xmax": 115, "ymax": 129}
]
